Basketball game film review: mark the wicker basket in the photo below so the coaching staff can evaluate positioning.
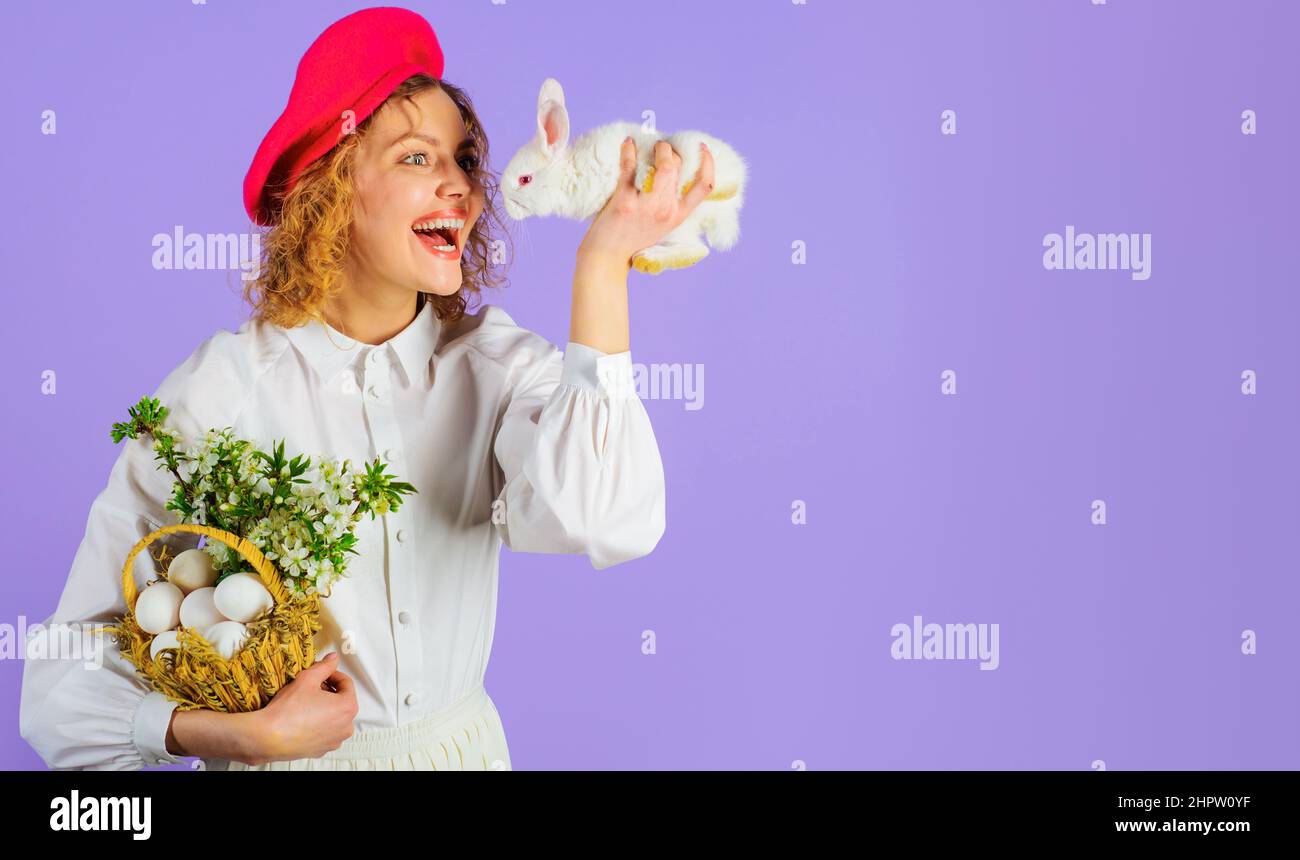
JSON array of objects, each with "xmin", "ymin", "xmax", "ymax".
[{"xmin": 108, "ymin": 522, "xmax": 322, "ymax": 713}]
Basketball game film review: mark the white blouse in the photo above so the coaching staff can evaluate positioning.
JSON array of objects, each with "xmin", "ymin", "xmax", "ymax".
[{"xmin": 18, "ymin": 300, "xmax": 666, "ymax": 769}]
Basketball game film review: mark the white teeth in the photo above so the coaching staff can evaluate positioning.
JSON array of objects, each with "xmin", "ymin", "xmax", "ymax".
[{"xmin": 412, "ymin": 217, "xmax": 465, "ymax": 232}]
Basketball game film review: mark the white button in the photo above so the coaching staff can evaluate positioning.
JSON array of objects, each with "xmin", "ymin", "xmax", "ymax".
[
  {"xmin": 398, "ymin": 610, "xmax": 411, "ymax": 625},
  {"xmin": 368, "ymin": 384, "xmax": 385, "ymax": 399},
  {"xmin": 369, "ymin": 348, "xmax": 385, "ymax": 366},
  {"xmin": 384, "ymin": 447, "xmax": 399, "ymax": 460},
  {"xmin": 341, "ymin": 377, "xmax": 357, "ymax": 394},
  {"xmin": 396, "ymin": 529, "xmax": 408, "ymax": 543},
  {"xmin": 404, "ymin": 692, "xmax": 419, "ymax": 706}
]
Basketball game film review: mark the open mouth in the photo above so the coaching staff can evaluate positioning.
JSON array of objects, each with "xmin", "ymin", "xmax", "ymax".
[{"xmin": 412, "ymin": 214, "xmax": 465, "ymax": 256}]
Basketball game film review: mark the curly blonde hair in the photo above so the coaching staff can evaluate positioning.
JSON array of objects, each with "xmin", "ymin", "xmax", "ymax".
[{"xmin": 242, "ymin": 74, "xmax": 514, "ymax": 329}]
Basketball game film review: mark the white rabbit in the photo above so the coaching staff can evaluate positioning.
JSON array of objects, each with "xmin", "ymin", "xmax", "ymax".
[{"xmin": 501, "ymin": 78, "xmax": 747, "ymax": 274}]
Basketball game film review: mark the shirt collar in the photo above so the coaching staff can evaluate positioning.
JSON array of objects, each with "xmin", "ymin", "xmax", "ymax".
[{"xmin": 282, "ymin": 300, "xmax": 440, "ymax": 387}]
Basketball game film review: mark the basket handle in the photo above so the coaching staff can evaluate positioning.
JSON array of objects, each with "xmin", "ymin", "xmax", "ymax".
[{"xmin": 122, "ymin": 523, "xmax": 289, "ymax": 611}]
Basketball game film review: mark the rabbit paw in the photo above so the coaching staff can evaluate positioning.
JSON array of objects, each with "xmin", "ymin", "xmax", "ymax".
[
  {"xmin": 681, "ymin": 177, "xmax": 738, "ymax": 201},
  {"xmin": 631, "ymin": 239, "xmax": 710, "ymax": 274}
]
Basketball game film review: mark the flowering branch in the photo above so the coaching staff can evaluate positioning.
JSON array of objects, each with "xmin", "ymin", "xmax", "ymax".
[{"xmin": 112, "ymin": 395, "xmax": 417, "ymax": 597}]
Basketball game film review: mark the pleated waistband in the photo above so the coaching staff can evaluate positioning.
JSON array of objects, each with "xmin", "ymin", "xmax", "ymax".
[{"xmin": 321, "ymin": 683, "xmax": 492, "ymax": 761}]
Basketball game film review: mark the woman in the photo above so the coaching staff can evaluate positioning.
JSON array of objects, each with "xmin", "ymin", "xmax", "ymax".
[{"xmin": 18, "ymin": 7, "xmax": 714, "ymax": 770}]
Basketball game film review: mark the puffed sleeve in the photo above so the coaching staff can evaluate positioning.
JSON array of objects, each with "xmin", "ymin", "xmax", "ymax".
[
  {"xmin": 492, "ymin": 340, "xmax": 666, "ymax": 570},
  {"xmin": 19, "ymin": 336, "xmax": 242, "ymax": 769}
]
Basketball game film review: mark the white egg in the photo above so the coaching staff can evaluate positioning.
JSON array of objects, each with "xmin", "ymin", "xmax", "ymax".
[
  {"xmin": 204, "ymin": 620, "xmax": 248, "ymax": 660},
  {"xmin": 149, "ymin": 629, "xmax": 180, "ymax": 661},
  {"xmin": 179, "ymin": 587, "xmax": 225, "ymax": 631},
  {"xmin": 167, "ymin": 548, "xmax": 217, "ymax": 594},
  {"xmin": 135, "ymin": 581, "xmax": 183, "ymax": 635},
  {"xmin": 213, "ymin": 572, "xmax": 274, "ymax": 623}
]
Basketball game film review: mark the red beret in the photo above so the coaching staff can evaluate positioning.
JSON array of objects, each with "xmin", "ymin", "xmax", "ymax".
[{"xmin": 243, "ymin": 6, "xmax": 445, "ymax": 226}]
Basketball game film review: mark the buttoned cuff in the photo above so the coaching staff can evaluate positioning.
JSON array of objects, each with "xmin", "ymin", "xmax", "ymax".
[
  {"xmin": 134, "ymin": 690, "xmax": 183, "ymax": 767},
  {"xmin": 561, "ymin": 341, "xmax": 637, "ymax": 399}
]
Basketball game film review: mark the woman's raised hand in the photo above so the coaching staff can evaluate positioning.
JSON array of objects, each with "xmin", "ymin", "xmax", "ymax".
[{"xmin": 578, "ymin": 138, "xmax": 716, "ymax": 265}]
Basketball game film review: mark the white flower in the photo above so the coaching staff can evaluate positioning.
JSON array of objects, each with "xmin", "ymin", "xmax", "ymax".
[
  {"xmin": 196, "ymin": 456, "xmax": 215, "ymax": 477},
  {"xmin": 280, "ymin": 539, "xmax": 310, "ymax": 575},
  {"xmin": 303, "ymin": 557, "xmax": 326, "ymax": 584}
]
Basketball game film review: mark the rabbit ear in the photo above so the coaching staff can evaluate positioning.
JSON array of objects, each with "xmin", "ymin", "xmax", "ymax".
[
  {"xmin": 535, "ymin": 78, "xmax": 569, "ymax": 158},
  {"xmin": 537, "ymin": 77, "xmax": 566, "ymax": 109},
  {"xmin": 536, "ymin": 97, "xmax": 570, "ymax": 159}
]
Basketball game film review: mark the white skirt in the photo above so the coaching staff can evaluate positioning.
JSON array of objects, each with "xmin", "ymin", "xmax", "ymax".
[{"xmin": 203, "ymin": 684, "xmax": 512, "ymax": 771}]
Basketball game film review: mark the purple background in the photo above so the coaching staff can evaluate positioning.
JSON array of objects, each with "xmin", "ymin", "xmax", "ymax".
[{"xmin": 2, "ymin": 0, "xmax": 1297, "ymax": 770}]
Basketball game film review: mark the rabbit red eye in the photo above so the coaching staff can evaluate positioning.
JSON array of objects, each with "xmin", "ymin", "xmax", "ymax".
[{"xmin": 519, "ymin": 175, "xmax": 532, "ymax": 187}]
